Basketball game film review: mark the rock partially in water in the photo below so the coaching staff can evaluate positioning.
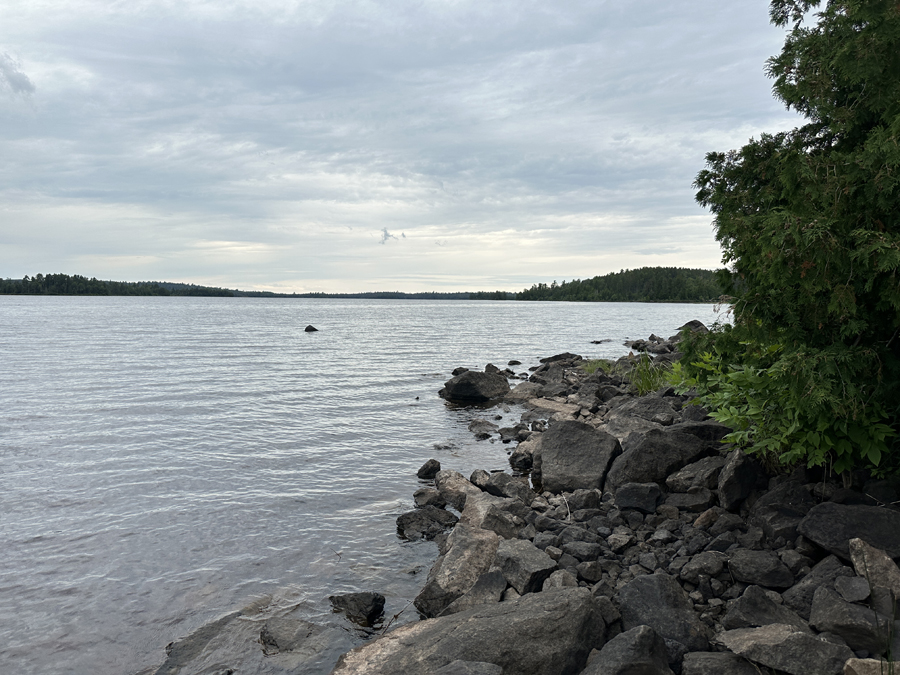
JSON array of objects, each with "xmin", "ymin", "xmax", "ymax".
[
  {"xmin": 304, "ymin": 325, "xmax": 318, "ymax": 332},
  {"xmin": 328, "ymin": 592, "xmax": 386, "ymax": 627}
]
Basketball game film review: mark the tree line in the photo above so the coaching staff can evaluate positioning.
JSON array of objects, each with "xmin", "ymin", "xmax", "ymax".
[{"xmin": 0, "ymin": 274, "xmax": 233, "ymax": 296}]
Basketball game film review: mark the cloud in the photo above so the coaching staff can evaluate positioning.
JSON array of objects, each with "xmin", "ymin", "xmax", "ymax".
[
  {"xmin": 378, "ymin": 228, "xmax": 398, "ymax": 245},
  {"xmin": 0, "ymin": 52, "xmax": 35, "ymax": 95}
]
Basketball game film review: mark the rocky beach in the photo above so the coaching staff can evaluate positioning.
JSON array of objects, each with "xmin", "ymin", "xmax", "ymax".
[{"xmin": 151, "ymin": 322, "xmax": 900, "ymax": 675}]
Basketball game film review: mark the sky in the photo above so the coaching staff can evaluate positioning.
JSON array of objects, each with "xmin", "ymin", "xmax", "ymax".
[{"xmin": 0, "ymin": 0, "xmax": 804, "ymax": 293}]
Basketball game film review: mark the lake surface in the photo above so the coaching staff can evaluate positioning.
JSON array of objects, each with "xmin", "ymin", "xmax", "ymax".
[{"xmin": 0, "ymin": 297, "xmax": 725, "ymax": 674}]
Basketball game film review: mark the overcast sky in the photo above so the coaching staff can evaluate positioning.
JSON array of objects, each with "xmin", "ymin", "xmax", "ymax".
[{"xmin": 0, "ymin": 0, "xmax": 802, "ymax": 293}]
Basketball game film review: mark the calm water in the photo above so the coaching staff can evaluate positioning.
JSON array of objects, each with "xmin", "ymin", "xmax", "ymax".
[{"xmin": 0, "ymin": 297, "xmax": 724, "ymax": 674}]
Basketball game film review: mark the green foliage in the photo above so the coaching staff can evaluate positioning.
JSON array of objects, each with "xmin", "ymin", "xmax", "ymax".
[
  {"xmin": 517, "ymin": 267, "xmax": 724, "ymax": 303},
  {"xmin": 0, "ymin": 273, "xmax": 234, "ymax": 296},
  {"xmin": 686, "ymin": 0, "xmax": 900, "ymax": 475},
  {"xmin": 626, "ymin": 355, "xmax": 671, "ymax": 396},
  {"xmin": 580, "ymin": 359, "xmax": 612, "ymax": 375}
]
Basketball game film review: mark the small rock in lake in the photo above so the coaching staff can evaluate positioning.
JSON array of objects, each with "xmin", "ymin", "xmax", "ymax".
[{"xmin": 304, "ymin": 324, "xmax": 318, "ymax": 332}]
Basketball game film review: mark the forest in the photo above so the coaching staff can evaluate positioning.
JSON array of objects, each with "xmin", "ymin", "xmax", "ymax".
[
  {"xmin": 0, "ymin": 274, "xmax": 233, "ymax": 296},
  {"xmin": 515, "ymin": 267, "xmax": 723, "ymax": 302}
]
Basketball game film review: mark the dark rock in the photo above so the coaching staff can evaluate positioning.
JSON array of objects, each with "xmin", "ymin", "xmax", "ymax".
[
  {"xmin": 749, "ymin": 481, "xmax": 815, "ymax": 543},
  {"xmin": 666, "ymin": 456, "xmax": 726, "ymax": 492},
  {"xmin": 413, "ymin": 488, "xmax": 446, "ymax": 509},
  {"xmin": 834, "ymin": 575, "xmax": 871, "ymax": 603},
  {"xmin": 561, "ymin": 541, "xmax": 604, "ymax": 562},
  {"xmin": 614, "ymin": 482, "xmax": 663, "ymax": 514},
  {"xmin": 665, "ymin": 487, "xmax": 715, "ymax": 513},
  {"xmin": 329, "ymin": 592, "xmax": 386, "ymax": 626},
  {"xmin": 414, "ymin": 524, "xmax": 500, "ymax": 618},
  {"xmin": 679, "ymin": 320, "xmax": 709, "ymax": 334},
  {"xmin": 452, "ymin": 367, "xmax": 470, "ymax": 376},
  {"xmin": 728, "ymin": 549, "xmax": 794, "ymax": 589},
  {"xmin": 679, "ymin": 404, "xmax": 710, "ymax": 423},
  {"xmin": 396, "ymin": 506, "xmax": 459, "ymax": 540},
  {"xmin": 304, "ymin": 324, "xmax": 318, "ymax": 332},
  {"xmin": 580, "ymin": 625, "xmax": 674, "ymax": 675},
  {"xmin": 681, "ymin": 651, "xmax": 760, "ymax": 675},
  {"xmin": 717, "ymin": 449, "xmax": 765, "ymax": 512},
  {"xmin": 468, "ymin": 419, "xmax": 498, "ymax": 439},
  {"xmin": 540, "ymin": 352, "xmax": 583, "ymax": 364},
  {"xmin": 810, "ymin": 586, "xmax": 896, "ymax": 655},
  {"xmin": 469, "ymin": 469, "xmax": 491, "ymax": 490},
  {"xmin": 417, "ymin": 459, "xmax": 442, "ymax": 480},
  {"xmin": 440, "ymin": 371, "xmax": 511, "ymax": 402},
  {"xmin": 721, "ymin": 585, "xmax": 810, "ymax": 631},
  {"xmin": 615, "ymin": 573, "xmax": 711, "ymax": 651},
  {"xmin": 439, "ymin": 571, "xmax": 508, "ymax": 616},
  {"xmin": 493, "ymin": 539, "xmax": 557, "ymax": 594},
  {"xmin": 716, "ymin": 623, "xmax": 854, "ymax": 675},
  {"xmin": 798, "ymin": 502, "xmax": 900, "ymax": 560},
  {"xmin": 666, "ymin": 420, "xmax": 732, "ymax": 442},
  {"xmin": 331, "ymin": 587, "xmax": 605, "ymax": 675},
  {"xmin": 679, "ymin": 551, "xmax": 728, "ymax": 584},
  {"xmin": 432, "ymin": 661, "xmax": 503, "ymax": 675},
  {"xmin": 506, "ymin": 381, "xmax": 545, "ymax": 403},
  {"xmin": 483, "ymin": 472, "xmax": 534, "ymax": 504},
  {"xmin": 782, "ymin": 554, "xmax": 855, "ymax": 619},
  {"xmin": 605, "ymin": 429, "xmax": 715, "ymax": 493},
  {"xmin": 536, "ymin": 421, "xmax": 622, "ymax": 493}
]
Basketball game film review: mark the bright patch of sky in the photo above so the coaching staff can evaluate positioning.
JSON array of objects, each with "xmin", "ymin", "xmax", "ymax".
[{"xmin": 0, "ymin": 0, "xmax": 802, "ymax": 292}]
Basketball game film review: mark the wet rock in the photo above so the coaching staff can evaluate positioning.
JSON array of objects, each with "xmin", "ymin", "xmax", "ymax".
[
  {"xmin": 414, "ymin": 524, "xmax": 500, "ymax": 618},
  {"xmin": 717, "ymin": 449, "xmax": 765, "ymax": 512},
  {"xmin": 714, "ymin": 623, "xmax": 854, "ymax": 675},
  {"xmin": 397, "ymin": 506, "xmax": 459, "ymax": 540},
  {"xmin": 605, "ymin": 429, "xmax": 715, "ymax": 493},
  {"xmin": 493, "ymin": 539, "xmax": 557, "ymax": 595},
  {"xmin": 417, "ymin": 458, "xmax": 442, "ymax": 480},
  {"xmin": 666, "ymin": 456, "xmax": 726, "ymax": 493},
  {"xmin": 798, "ymin": 502, "xmax": 900, "ymax": 560},
  {"xmin": 440, "ymin": 371, "xmax": 511, "ymax": 402},
  {"xmin": 680, "ymin": 651, "xmax": 760, "ymax": 675},
  {"xmin": 536, "ymin": 420, "xmax": 622, "ymax": 493},
  {"xmin": 414, "ymin": 488, "xmax": 446, "ymax": 509},
  {"xmin": 721, "ymin": 585, "xmax": 810, "ymax": 632},
  {"xmin": 331, "ymin": 587, "xmax": 605, "ymax": 675},
  {"xmin": 580, "ymin": 625, "xmax": 674, "ymax": 675},
  {"xmin": 439, "ymin": 571, "xmax": 508, "ymax": 616},
  {"xmin": 782, "ymin": 554, "xmax": 855, "ymax": 620},
  {"xmin": 468, "ymin": 420, "xmax": 498, "ymax": 440},
  {"xmin": 614, "ymin": 482, "xmax": 663, "ymax": 514},
  {"xmin": 615, "ymin": 573, "xmax": 711, "ymax": 651},
  {"xmin": 328, "ymin": 592, "xmax": 385, "ymax": 626},
  {"xmin": 728, "ymin": 549, "xmax": 794, "ymax": 589},
  {"xmin": 304, "ymin": 325, "xmax": 318, "ymax": 332}
]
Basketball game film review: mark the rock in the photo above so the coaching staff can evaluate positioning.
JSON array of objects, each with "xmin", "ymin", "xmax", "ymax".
[
  {"xmin": 543, "ymin": 569, "xmax": 579, "ymax": 591},
  {"xmin": 607, "ymin": 397, "xmax": 679, "ymax": 423},
  {"xmin": 483, "ymin": 472, "xmax": 534, "ymax": 504},
  {"xmin": 615, "ymin": 573, "xmax": 711, "ymax": 651},
  {"xmin": 434, "ymin": 470, "xmax": 482, "ymax": 511},
  {"xmin": 459, "ymin": 492, "xmax": 522, "ymax": 539},
  {"xmin": 331, "ymin": 587, "xmax": 605, "ymax": 675},
  {"xmin": 439, "ymin": 571, "xmax": 508, "ymax": 616},
  {"xmin": 679, "ymin": 551, "xmax": 728, "ymax": 584},
  {"xmin": 493, "ymin": 539, "xmax": 557, "ymax": 594},
  {"xmin": 614, "ymin": 482, "xmax": 663, "ymax": 514},
  {"xmin": 714, "ymin": 623, "xmax": 854, "ymax": 675},
  {"xmin": 396, "ymin": 506, "xmax": 459, "ymax": 540},
  {"xmin": 432, "ymin": 661, "xmax": 503, "ymax": 675},
  {"xmin": 468, "ymin": 419, "xmax": 499, "ymax": 439},
  {"xmin": 782, "ymin": 554, "xmax": 855, "ymax": 619},
  {"xmin": 580, "ymin": 625, "xmax": 675, "ymax": 675},
  {"xmin": 798, "ymin": 502, "xmax": 900, "ymax": 560},
  {"xmin": 328, "ymin": 592, "xmax": 385, "ymax": 626},
  {"xmin": 681, "ymin": 652, "xmax": 760, "ymax": 675},
  {"xmin": 666, "ymin": 456, "xmax": 726, "ymax": 492},
  {"xmin": 666, "ymin": 420, "xmax": 732, "ymax": 442},
  {"xmin": 844, "ymin": 658, "xmax": 900, "ymax": 675},
  {"xmin": 665, "ymin": 488, "xmax": 715, "ymax": 513},
  {"xmin": 304, "ymin": 325, "xmax": 318, "ymax": 332},
  {"xmin": 536, "ymin": 420, "xmax": 622, "ymax": 493},
  {"xmin": 414, "ymin": 524, "xmax": 500, "ymax": 618},
  {"xmin": 602, "ymin": 415, "xmax": 664, "ymax": 441},
  {"xmin": 810, "ymin": 586, "xmax": 896, "ymax": 655},
  {"xmin": 721, "ymin": 585, "xmax": 810, "ymax": 631},
  {"xmin": 414, "ymin": 487, "xmax": 446, "ymax": 509},
  {"xmin": 509, "ymin": 434, "xmax": 541, "ymax": 472},
  {"xmin": 417, "ymin": 458, "xmax": 442, "ymax": 479},
  {"xmin": 440, "ymin": 371, "xmax": 511, "ymax": 402},
  {"xmin": 506, "ymin": 381, "xmax": 545, "ymax": 402},
  {"xmin": 849, "ymin": 537, "xmax": 900, "ymax": 592},
  {"xmin": 717, "ymin": 449, "xmax": 764, "ymax": 512},
  {"xmin": 835, "ymin": 575, "xmax": 871, "ymax": 603},
  {"xmin": 679, "ymin": 320, "xmax": 709, "ymax": 334},
  {"xmin": 728, "ymin": 549, "xmax": 794, "ymax": 589},
  {"xmin": 749, "ymin": 481, "xmax": 815, "ymax": 543},
  {"xmin": 526, "ymin": 398, "xmax": 581, "ymax": 418},
  {"xmin": 604, "ymin": 429, "xmax": 715, "ymax": 493}
]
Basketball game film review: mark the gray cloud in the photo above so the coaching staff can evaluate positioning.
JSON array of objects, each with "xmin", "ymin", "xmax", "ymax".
[{"xmin": 0, "ymin": 52, "xmax": 35, "ymax": 95}]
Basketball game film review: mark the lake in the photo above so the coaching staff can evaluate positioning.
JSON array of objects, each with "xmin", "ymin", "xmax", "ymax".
[{"xmin": 0, "ymin": 297, "xmax": 726, "ymax": 674}]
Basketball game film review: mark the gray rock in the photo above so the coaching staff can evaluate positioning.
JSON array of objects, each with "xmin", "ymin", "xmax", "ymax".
[
  {"xmin": 717, "ymin": 449, "xmax": 764, "ymax": 512},
  {"xmin": 798, "ymin": 502, "xmax": 900, "ymax": 560},
  {"xmin": 493, "ymin": 538, "xmax": 557, "ymax": 594},
  {"xmin": 435, "ymin": 470, "xmax": 482, "ymax": 511},
  {"xmin": 509, "ymin": 433, "xmax": 541, "ymax": 472},
  {"xmin": 417, "ymin": 458, "xmax": 442, "ymax": 480},
  {"xmin": 414, "ymin": 524, "xmax": 500, "ymax": 618},
  {"xmin": 331, "ymin": 587, "xmax": 605, "ymax": 675},
  {"xmin": 615, "ymin": 573, "xmax": 711, "ymax": 651},
  {"xmin": 580, "ymin": 625, "xmax": 674, "ymax": 675},
  {"xmin": 728, "ymin": 549, "xmax": 794, "ymax": 589},
  {"xmin": 666, "ymin": 455, "xmax": 726, "ymax": 492},
  {"xmin": 396, "ymin": 506, "xmax": 459, "ymax": 540},
  {"xmin": 484, "ymin": 472, "xmax": 534, "ymax": 504},
  {"xmin": 666, "ymin": 420, "xmax": 732, "ymax": 442},
  {"xmin": 810, "ymin": 586, "xmax": 896, "ymax": 655},
  {"xmin": 440, "ymin": 370, "xmax": 511, "ymax": 402},
  {"xmin": 849, "ymin": 537, "xmax": 900, "ymax": 615},
  {"xmin": 439, "ymin": 571, "xmax": 508, "ymax": 616},
  {"xmin": 835, "ymin": 575, "xmax": 871, "ymax": 603},
  {"xmin": 432, "ymin": 661, "xmax": 503, "ymax": 675},
  {"xmin": 505, "ymin": 381, "xmax": 545, "ymax": 403},
  {"xmin": 614, "ymin": 482, "xmax": 663, "ymax": 514},
  {"xmin": 543, "ymin": 569, "xmax": 579, "ymax": 591},
  {"xmin": 714, "ymin": 623, "xmax": 854, "ymax": 675},
  {"xmin": 844, "ymin": 658, "xmax": 900, "ymax": 675},
  {"xmin": 679, "ymin": 551, "xmax": 728, "ymax": 584},
  {"xmin": 328, "ymin": 592, "xmax": 385, "ymax": 626},
  {"xmin": 665, "ymin": 488, "xmax": 715, "ymax": 513},
  {"xmin": 536, "ymin": 420, "xmax": 622, "ymax": 493},
  {"xmin": 721, "ymin": 585, "xmax": 809, "ymax": 631},
  {"xmin": 782, "ymin": 554, "xmax": 855, "ymax": 619},
  {"xmin": 413, "ymin": 487, "xmax": 447, "ymax": 509},
  {"xmin": 605, "ymin": 429, "xmax": 714, "ymax": 493},
  {"xmin": 562, "ymin": 540, "xmax": 604, "ymax": 562},
  {"xmin": 468, "ymin": 419, "xmax": 499, "ymax": 439},
  {"xmin": 607, "ymin": 396, "xmax": 679, "ymax": 423},
  {"xmin": 749, "ymin": 481, "xmax": 815, "ymax": 543},
  {"xmin": 680, "ymin": 651, "xmax": 768, "ymax": 675}
]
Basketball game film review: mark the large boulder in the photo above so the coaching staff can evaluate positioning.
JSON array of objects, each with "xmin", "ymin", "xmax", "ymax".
[
  {"xmin": 493, "ymin": 539, "xmax": 557, "ymax": 594},
  {"xmin": 331, "ymin": 587, "xmax": 605, "ymax": 675},
  {"xmin": 440, "ymin": 371, "xmax": 510, "ymax": 402},
  {"xmin": 727, "ymin": 549, "xmax": 794, "ymax": 589},
  {"xmin": 434, "ymin": 470, "xmax": 482, "ymax": 511},
  {"xmin": 535, "ymin": 420, "xmax": 622, "ymax": 493},
  {"xmin": 782, "ymin": 554, "xmax": 855, "ymax": 619},
  {"xmin": 809, "ymin": 586, "xmax": 897, "ymax": 655},
  {"xmin": 604, "ymin": 429, "xmax": 715, "ymax": 493},
  {"xmin": 721, "ymin": 585, "xmax": 810, "ymax": 632},
  {"xmin": 615, "ymin": 573, "xmax": 711, "ymax": 651},
  {"xmin": 580, "ymin": 625, "xmax": 674, "ymax": 675},
  {"xmin": 798, "ymin": 502, "xmax": 900, "ymax": 560},
  {"xmin": 714, "ymin": 624, "xmax": 853, "ymax": 675},
  {"xmin": 439, "ymin": 571, "xmax": 508, "ymax": 616},
  {"xmin": 414, "ymin": 524, "xmax": 500, "ymax": 618},
  {"xmin": 396, "ymin": 506, "xmax": 459, "ymax": 540}
]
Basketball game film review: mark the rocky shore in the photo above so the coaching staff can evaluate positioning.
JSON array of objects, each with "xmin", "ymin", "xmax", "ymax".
[{"xmin": 150, "ymin": 323, "xmax": 900, "ymax": 675}]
